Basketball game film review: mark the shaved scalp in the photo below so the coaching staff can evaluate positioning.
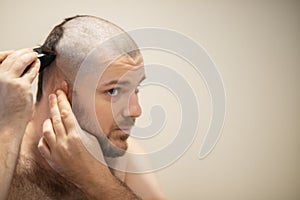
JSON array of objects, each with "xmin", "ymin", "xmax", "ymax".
[{"xmin": 37, "ymin": 15, "xmax": 139, "ymax": 102}]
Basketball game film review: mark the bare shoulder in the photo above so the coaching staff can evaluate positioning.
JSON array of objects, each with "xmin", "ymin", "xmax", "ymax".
[{"xmin": 124, "ymin": 138, "xmax": 167, "ymax": 200}]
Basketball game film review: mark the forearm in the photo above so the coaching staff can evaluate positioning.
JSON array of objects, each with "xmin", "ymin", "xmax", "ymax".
[
  {"xmin": 75, "ymin": 165, "xmax": 141, "ymax": 200},
  {"xmin": 0, "ymin": 49, "xmax": 39, "ymax": 199},
  {"xmin": 0, "ymin": 127, "xmax": 24, "ymax": 199}
]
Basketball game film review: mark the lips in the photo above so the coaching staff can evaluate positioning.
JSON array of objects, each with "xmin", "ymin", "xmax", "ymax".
[
  {"xmin": 110, "ymin": 127, "xmax": 132, "ymax": 141},
  {"xmin": 119, "ymin": 127, "xmax": 132, "ymax": 134}
]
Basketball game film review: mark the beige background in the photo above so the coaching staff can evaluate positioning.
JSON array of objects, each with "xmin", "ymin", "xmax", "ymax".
[{"xmin": 1, "ymin": 0, "xmax": 299, "ymax": 199}]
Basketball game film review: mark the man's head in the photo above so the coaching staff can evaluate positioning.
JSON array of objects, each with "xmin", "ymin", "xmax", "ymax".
[{"xmin": 37, "ymin": 15, "xmax": 145, "ymax": 157}]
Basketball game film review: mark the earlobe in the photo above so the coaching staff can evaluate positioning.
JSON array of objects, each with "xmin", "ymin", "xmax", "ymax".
[
  {"xmin": 59, "ymin": 81, "xmax": 67, "ymax": 94},
  {"xmin": 58, "ymin": 81, "xmax": 69, "ymax": 99},
  {"xmin": 60, "ymin": 80, "xmax": 73, "ymax": 104}
]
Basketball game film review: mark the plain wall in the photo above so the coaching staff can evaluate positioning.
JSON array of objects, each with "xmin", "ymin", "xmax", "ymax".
[{"xmin": 1, "ymin": 0, "xmax": 299, "ymax": 199}]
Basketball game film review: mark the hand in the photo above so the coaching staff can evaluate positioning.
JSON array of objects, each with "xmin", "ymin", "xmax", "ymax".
[
  {"xmin": 37, "ymin": 90, "xmax": 142, "ymax": 200},
  {"xmin": 0, "ymin": 49, "xmax": 40, "ymax": 199},
  {"xmin": 0, "ymin": 49, "xmax": 40, "ymax": 132},
  {"xmin": 38, "ymin": 89, "xmax": 109, "ymax": 185}
]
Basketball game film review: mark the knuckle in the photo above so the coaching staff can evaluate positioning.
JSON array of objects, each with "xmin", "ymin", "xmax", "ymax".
[
  {"xmin": 6, "ymin": 53, "xmax": 17, "ymax": 61},
  {"xmin": 66, "ymin": 119, "xmax": 76, "ymax": 129},
  {"xmin": 60, "ymin": 143, "xmax": 70, "ymax": 154},
  {"xmin": 59, "ymin": 142, "xmax": 66, "ymax": 149},
  {"xmin": 14, "ymin": 57, "xmax": 27, "ymax": 68},
  {"xmin": 60, "ymin": 109, "xmax": 70, "ymax": 119},
  {"xmin": 69, "ymin": 134, "xmax": 81, "ymax": 144},
  {"xmin": 52, "ymin": 116, "xmax": 61, "ymax": 124},
  {"xmin": 43, "ymin": 130, "xmax": 52, "ymax": 137}
]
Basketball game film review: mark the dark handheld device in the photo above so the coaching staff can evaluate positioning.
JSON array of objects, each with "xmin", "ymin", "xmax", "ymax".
[{"xmin": 24, "ymin": 47, "xmax": 56, "ymax": 74}]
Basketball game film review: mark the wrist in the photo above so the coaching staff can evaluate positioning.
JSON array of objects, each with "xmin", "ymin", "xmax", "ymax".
[
  {"xmin": 0, "ymin": 123, "xmax": 27, "ymax": 142},
  {"xmin": 74, "ymin": 162, "xmax": 114, "ymax": 198},
  {"xmin": 0, "ymin": 124, "xmax": 26, "ymax": 141}
]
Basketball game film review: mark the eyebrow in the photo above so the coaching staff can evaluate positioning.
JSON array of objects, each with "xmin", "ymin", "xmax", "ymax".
[{"xmin": 102, "ymin": 75, "xmax": 146, "ymax": 87}]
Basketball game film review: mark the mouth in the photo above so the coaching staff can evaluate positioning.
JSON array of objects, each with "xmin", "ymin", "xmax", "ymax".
[
  {"xmin": 110, "ymin": 127, "xmax": 132, "ymax": 141},
  {"xmin": 119, "ymin": 127, "xmax": 132, "ymax": 135}
]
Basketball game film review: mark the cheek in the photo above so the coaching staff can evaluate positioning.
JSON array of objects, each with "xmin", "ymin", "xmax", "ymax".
[{"xmin": 95, "ymin": 98, "xmax": 114, "ymax": 134}]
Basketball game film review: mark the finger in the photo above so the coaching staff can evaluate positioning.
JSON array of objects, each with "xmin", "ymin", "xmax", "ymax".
[
  {"xmin": 43, "ymin": 118, "xmax": 56, "ymax": 148},
  {"xmin": 49, "ymin": 94, "xmax": 67, "ymax": 139},
  {"xmin": 22, "ymin": 59, "xmax": 40, "ymax": 84},
  {"xmin": 11, "ymin": 52, "xmax": 38, "ymax": 77},
  {"xmin": 56, "ymin": 90, "xmax": 77, "ymax": 135},
  {"xmin": 0, "ymin": 48, "xmax": 33, "ymax": 71},
  {"xmin": 38, "ymin": 137, "xmax": 51, "ymax": 160},
  {"xmin": 2, "ymin": 49, "xmax": 38, "ymax": 77},
  {"xmin": 0, "ymin": 50, "xmax": 14, "ymax": 63}
]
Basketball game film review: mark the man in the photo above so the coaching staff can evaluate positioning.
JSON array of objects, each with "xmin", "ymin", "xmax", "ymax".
[{"xmin": 0, "ymin": 15, "xmax": 165, "ymax": 199}]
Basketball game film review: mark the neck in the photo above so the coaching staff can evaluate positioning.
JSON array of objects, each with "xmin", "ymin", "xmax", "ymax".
[{"xmin": 20, "ymin": 96, "xmax": 51, "ymax": 170}]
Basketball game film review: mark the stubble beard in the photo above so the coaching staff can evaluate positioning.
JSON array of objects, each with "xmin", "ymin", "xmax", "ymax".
[{"xmin": 74, "ymin": 110, "xmax": 129, "ymax": 158}]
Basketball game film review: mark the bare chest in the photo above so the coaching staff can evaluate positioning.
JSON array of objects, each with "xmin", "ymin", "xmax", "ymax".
[
  {"xmin": 8, "ymin": 157, "xmax": 87, "ymax": 200},
  {"xmin": 8, "ymin": 176, "xmax": 86, "ymax": 200}
]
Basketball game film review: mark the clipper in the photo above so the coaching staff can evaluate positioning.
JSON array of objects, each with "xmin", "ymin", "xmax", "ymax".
[
  {"xmin": 34, "ymin": 47, "xmax": 56, "ymax": 72},
  {"xmin": 24, "ymin": 47, "xmax": 56, "ymax": 74}
]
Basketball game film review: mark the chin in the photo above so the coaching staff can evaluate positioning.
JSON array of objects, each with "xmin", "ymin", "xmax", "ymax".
[
  {"xmin": 94, "ymin": 129, "xmax": 130, "ymax": 158},
  {"xmin": 101, "ymin": 138, "xmax": 129, "ymax": 158},
  {"xmin": 103, "ymin": 144, "xmax": 127, "ymax": 158}
]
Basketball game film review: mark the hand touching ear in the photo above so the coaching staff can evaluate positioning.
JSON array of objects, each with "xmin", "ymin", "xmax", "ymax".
[
  {"xmin": 38, "ymin": 90, "xmax": 108, "ymax": 184},
  {"xmin": 38, "ymin": 90, "xmax": 142, "ymax": 199}
]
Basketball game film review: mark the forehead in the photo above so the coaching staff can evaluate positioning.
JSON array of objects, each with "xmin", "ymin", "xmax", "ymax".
[{"xmin": 98, "ymin": 54, "xmax": 145, "ymax": 86}]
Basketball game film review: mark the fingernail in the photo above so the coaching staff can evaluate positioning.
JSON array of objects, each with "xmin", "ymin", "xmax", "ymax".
[{"xmin": 56, "ymin": 89, "xmax": 63, "ymax": 95}]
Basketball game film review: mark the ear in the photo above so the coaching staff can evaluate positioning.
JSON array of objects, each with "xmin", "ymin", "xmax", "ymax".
[{"xmin": 59, "ymin": 81, "xmax": 72, "ymax": 102}]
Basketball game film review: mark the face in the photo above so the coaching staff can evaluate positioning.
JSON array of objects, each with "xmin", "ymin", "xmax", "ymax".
[{"xmin": 73, "ymin": 54, "xmax": 145, "ymax": 157}]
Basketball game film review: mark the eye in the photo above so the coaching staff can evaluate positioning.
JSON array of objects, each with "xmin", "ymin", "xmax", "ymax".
[{"xmin": 107, "ymin": 88, "xmax": 119, "ymax": 96}]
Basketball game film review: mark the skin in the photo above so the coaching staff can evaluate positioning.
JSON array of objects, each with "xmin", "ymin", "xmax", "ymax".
[
  {"xmin": 0, "ymin": 49, "xmax": 40, "ymax": 199},
  {"xmin": 71, "ymin": 55, "xmax": 145, "ymax": 158},
  {"xmin": 0, "ymin": 49, "xmax": 165, "ymax": 199},
  {"xmin": 38, "ymin": 55, "xmax": 145, "ymax": 197}
]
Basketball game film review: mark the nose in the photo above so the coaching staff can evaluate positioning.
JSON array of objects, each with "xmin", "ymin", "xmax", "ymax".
[{"xmin": 122, "ymin": 92, "xmax": 142, "ymax": 118}]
